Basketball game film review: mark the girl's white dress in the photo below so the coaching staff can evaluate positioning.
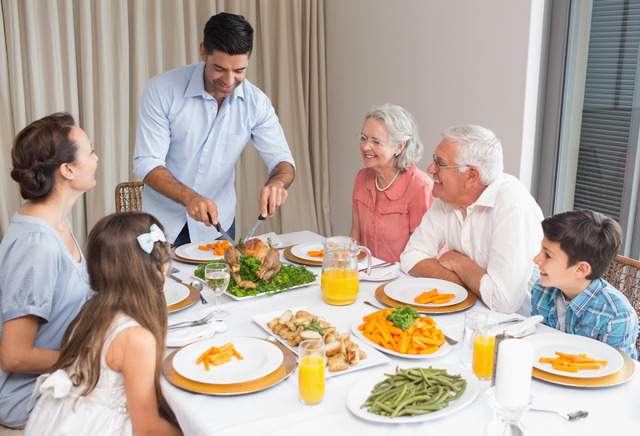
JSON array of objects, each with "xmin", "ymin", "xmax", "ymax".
[{"xmin": 24, "ymin": 314, "xmax": 139, "ymax": 436}]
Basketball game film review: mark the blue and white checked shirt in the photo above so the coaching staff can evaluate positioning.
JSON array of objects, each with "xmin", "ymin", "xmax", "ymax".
[
  {"xmin": 133, "ymin": 62, "xmax": 295, "ymax": 244},
  {"xmin": 531, "ymin": 278, "xmax": 638, "ymax": 359}
]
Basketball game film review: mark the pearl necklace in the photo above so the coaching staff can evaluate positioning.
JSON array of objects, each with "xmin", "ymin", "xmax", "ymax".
[{"xmin": 375, "ymin": 170, "xmax": 400, "ymax": 192}]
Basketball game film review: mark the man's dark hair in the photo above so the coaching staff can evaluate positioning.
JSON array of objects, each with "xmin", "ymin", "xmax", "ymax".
[
  {"xmin": 203, "ymin": 12, "xmax": 253, "ymax": 57},
  {"xmin": 542, "ymin": 209, "xmax": 623, "ymax": 280}
]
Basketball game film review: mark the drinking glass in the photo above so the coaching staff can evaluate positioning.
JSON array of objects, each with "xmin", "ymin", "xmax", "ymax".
[
  {"xmin": 205, "ymin": 263, "xmax": 230, "ymax": 319},
  {"xmin": 298, "ymin": 339, "xmax": 325, "ymax": 405},
  {"xmin": 461, "ymin": 312, "xmax": 488, "ymax": 368},
  {"xmin": 473, "ymin": 321, "xmax": 497, "ymax": 380}
]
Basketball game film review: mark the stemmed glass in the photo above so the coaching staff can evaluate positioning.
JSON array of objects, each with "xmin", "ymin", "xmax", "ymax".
[{"xmin": 204, "ymin": 263, "xmax": 230, "ymax": 319}]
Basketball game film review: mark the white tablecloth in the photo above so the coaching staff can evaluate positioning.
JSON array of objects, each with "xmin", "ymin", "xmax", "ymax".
[{"xmin": 163, "ymin": 231, "xmax": 640, "ymax": 436}]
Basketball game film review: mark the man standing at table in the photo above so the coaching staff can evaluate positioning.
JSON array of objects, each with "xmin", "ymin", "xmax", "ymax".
[
  {"xmin": 133, "ymin": 12, "xmax": 295, "ymax": 246},
  {"xmin": 400, "ymin": 125, "xmax": 543, "ymax": 314}
]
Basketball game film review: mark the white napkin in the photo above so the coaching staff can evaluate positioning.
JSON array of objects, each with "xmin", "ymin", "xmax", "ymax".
[
  {"xmin": 167, "ymin": 306, "xmax": 228, "ymax": 347},
  {"xmin": 504, "ymin": 315, "xmax": 543, "ymax": 337},
  {"xmin": 359, "ymin": 263, "xmax": 401, "ymax": 281},
  {"xmin": 166, "ymin": 320, "xmax": 227, "ymax": 348}
]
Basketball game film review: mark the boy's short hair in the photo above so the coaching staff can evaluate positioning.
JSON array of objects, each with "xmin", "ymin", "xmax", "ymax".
[{"xmin": 542, "ymin": 210, "xmax": 623, "ymax": 280}]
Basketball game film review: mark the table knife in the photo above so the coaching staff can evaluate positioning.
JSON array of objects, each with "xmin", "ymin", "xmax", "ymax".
[
  {"xmin": 244, "ymin": 213, "xmax": 267, "ymax": 241},
  {"xmin": 208, "ymin": 212, "xmax": 237, "ymax": 248}
]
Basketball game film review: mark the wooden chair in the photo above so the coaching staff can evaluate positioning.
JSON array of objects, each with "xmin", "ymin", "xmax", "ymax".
[
  {"xmin": 115, "ymin": 181, "xmax": 144, "ymax": 213},
  {"xmin": 603, "ymin": 254, "xmax": 640, "ymax": 359}
]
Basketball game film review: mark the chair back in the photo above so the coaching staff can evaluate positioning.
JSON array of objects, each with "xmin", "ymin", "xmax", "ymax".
[
  {"xmin": 115, "ymin": 181, "xmax": 144, "ymax": 213},
  {"xmin": 603, "ymin": 254, "xmax": 640, "ymax": 359}
]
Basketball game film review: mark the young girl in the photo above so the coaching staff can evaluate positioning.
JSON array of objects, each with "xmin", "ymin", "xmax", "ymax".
[{"xmin": 24, "ymin": 213, "xmax": 183, "ymax": 436}]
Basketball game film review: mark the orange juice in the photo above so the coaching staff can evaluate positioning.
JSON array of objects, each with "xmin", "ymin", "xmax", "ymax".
[
  {"xmin": 473, "ymin": 335, "xmax": 495, "ymax": 379},
  {"xmin": 299, "ymin": 356, "xmax": 325, "ymax": 404},
  {"xmin": 321, "ymin": 269, "xmax": 359, "ymax": 305}
]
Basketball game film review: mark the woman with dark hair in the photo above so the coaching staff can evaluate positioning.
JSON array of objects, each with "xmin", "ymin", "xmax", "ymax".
[{"xmin": 0, "ymin": 113, "xmax": 98, "ymax": 428}]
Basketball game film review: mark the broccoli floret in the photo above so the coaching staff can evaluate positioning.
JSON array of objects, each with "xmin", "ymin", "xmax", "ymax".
[{"xmin": 386, "ymin": 305, "xmax": 420, "ymax": 330}]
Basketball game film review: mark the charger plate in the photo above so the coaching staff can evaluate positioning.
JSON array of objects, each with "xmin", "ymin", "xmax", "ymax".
[
  {"xmin": 162, "ymin": 339, "xmax": 296, "ymax": 395},
  {"xmin": 167, "ymin": 284, "xmax": 200, "ymax": 313},
  {"xmin": 531, "ymin": 347, "xmax": 636, "ymax": 388},
  {"xmin": 171, "ymin": 247, "xmax": 207, "ymax": 265},
  {"xmin": 375, "ymin": 282, "xmax": 477, "ymax": 314},
  {"xmin": 284, "ymin": 244, "xmax": 366, "ymax": 266}
]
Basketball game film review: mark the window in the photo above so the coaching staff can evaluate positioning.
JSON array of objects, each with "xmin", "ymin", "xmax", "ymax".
[{"xmin": 540, "ymin": 0, "xmax": 640, "ymax": 258}]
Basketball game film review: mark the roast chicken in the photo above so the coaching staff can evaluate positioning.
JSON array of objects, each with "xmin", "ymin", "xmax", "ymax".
[{"xmin": 224, "ymin": 238, "xmax": 282, "ymax": 287}]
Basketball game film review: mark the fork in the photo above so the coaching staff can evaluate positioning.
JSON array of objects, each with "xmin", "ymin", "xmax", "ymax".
[
  {"xmin": 363, "ymin": 300, "xmax": 459, "ymax": 345},
  {"xmin": 359, "ymin": 262, "xmax": 395, "ymax": 273},
  {"xmin": 168, "ymin": 313, "xmax": 214, "ymax": 331}
]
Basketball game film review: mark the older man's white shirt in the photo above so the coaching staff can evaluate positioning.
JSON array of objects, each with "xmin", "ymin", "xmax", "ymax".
[{"xmin": 400, "ymin": 174, "xmax": 544, "ymax": 313}]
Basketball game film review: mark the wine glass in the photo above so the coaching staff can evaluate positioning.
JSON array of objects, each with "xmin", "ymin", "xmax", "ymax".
[{"xmin": 205, "ymin": 263, "xmax": 230, "ymax": 319}]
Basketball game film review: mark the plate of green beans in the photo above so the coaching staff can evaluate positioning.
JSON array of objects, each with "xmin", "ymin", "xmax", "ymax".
[{"xmin": 346, "ymin": 364, "xmax": 480, "ymax": 423}]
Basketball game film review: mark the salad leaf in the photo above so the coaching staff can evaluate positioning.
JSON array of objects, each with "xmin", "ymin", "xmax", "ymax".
[
  {"xmin": 194, "ymin": 256, "xmax": 317, "ymax": 298},
  {"xmin": 386, "ymin": 305, "xmax": 420, "ymax": 330}
]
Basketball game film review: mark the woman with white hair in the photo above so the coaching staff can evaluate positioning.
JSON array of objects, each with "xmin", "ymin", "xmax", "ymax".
[{"xmin": 350, "ymin": 103, "xmax": 434, "ymax": 263}]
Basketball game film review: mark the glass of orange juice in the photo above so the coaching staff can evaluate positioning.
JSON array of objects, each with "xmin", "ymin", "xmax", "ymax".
[
  {"xmin": 473, "ymin": 321, "xmax": 497, "ymax": 380},
  {"xmin": 320, "ymin": 236, "xmax": 371, "ymax": 305},
  {"xmin": 298, "ymin": 340, "xmax": 325, "ymax": 405}
]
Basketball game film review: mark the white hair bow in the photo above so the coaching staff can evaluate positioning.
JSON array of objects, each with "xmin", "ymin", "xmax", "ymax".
[{"xmin": 137, "ymin": 223, "xmax": 166, "ymax": 254}]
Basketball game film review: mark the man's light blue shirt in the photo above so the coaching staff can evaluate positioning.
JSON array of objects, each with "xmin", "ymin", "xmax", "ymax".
[
  {"xmin": 531, "ymin": 278, "xmax": 638, "ymax": 359},
  {"xmin": 133, "ymin": 62, "xmax": 295, "ymax": 243}
]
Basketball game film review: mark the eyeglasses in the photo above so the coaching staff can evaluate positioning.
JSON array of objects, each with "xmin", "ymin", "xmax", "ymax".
[
  {"xmin": 432, "ymin": 154, "xmax": 470, "ymax": 171},
  {"xmin": 357, "ymin": 134, "xmax": 386, "ymax": 148}
]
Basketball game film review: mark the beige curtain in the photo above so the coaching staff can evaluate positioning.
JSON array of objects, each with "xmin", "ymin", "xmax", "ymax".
[{"xmin": 0, "ymin": 0, "xmax": 331, "ymax": 247}]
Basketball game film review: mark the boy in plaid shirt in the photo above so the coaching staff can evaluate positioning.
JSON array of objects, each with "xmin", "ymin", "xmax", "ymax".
[{"xmin": 531, "ymin": 210, "xmax": 638, "ymax": 359}]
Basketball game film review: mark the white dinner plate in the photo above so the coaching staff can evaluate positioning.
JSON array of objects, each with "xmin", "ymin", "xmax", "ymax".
[
  {"xmin": 350, "ymin": 316, "xmax": 452, "ymax": 359},
  {"xmin": 522, "ymin": 333, "xmax": 624, "ymax": 378},
  {"xmin": 251, "ymin": 307, "xmax": 390, "ymax": 378},
  {"xmin": 384, "ymin": 278, "xmax": 468, "ymax": 308},
  {"xmin": 347, "ymin": 363, "xmax": 480, "ymax": 423},
  {"xmin": 172, "ymin": 337, "xmax": 283, "ymax": 384},
  {"xmin": 290, "ymin": 242, "xmax": 325, "ymax": 261},
  {"xmin": 253, "ymin": 233, "xmax": 295, "ymax": 249},
  {"xmin": 175, "ymin": 243, "xmax": 225, "ymax": 262},
  {"xmin": 163, "ymin": 281, "xmax": 190, "ymax": 306}
]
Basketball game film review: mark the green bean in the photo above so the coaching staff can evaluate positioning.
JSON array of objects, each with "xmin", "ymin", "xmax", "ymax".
[{"xmin": 361, "ymin": 366, "xmax": 468, "ymax": 418}]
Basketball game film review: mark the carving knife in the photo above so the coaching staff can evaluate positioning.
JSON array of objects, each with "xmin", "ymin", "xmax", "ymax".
[
  {"xmin": 208, "ymin": 212, "xmax": 237, "ymax": 248},
  {"xmin": 244, "ymin": 213, "xmax": 267, "ymax": 241}
]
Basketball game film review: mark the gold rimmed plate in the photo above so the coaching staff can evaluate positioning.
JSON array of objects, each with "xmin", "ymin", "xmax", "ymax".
[
  {"xmin": 167, "ymin": 283, "xmax": 200, "ymax": 313},
  {"xmin": 531, "ymin": 346, "xmax": 636, "ymax": 388},
  {"xmin": 284, "ymin": 244, "xmax": 366, "ymax": 266},
  {"xmin": 171, "ymin": 246, "xmax": 223, "ymax": 265},
  {"xmin": 162, "ymin": 339, "xmax": 296, "ymax": 395},
  {"xmin": 375, "ymin": 282, "xmax": 477, "ymax": 314}
]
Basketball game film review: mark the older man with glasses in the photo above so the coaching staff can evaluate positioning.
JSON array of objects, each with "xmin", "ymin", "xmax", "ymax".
[{"xmin": 400, "ymin": 125, "xmax": 543, "ymax": 314}]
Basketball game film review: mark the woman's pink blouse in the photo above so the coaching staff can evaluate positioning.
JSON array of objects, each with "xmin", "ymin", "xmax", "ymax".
[{"xmin": 351, "ymin": 166, "xmax": 434, "ymax": 263}]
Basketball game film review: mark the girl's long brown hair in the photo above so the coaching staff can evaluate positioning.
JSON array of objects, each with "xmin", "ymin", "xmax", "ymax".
[{"xmin": 53, "ymin": 212, "xmax": 170, "ymax": 409}]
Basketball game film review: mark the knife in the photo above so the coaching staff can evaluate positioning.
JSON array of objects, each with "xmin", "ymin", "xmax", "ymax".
[
  {"xmin": 169, "ymin": 274, "xmax": 182, "ymax": 283},
  {"xmin": 244, "ymin": 213, "xmax": 267, "ymax": 241},
  {"xmin": 208, "ymin": 212, "xmax": 237, "ymax": 248}
]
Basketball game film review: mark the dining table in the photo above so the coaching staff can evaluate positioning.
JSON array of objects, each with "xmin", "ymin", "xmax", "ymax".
[{"xmin": 163, "ymin": 231, "xmax": 640, "ymax": 436}]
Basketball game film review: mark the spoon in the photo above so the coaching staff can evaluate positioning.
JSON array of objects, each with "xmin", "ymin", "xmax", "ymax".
[{"xmin": 530, "ymin": 408, "xmax": 588, "ymax": 421}]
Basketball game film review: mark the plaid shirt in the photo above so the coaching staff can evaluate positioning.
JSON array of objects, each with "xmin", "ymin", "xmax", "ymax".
[{"xmin": 531, "ymin": 278, "xmax": 638, "ymax": 359}]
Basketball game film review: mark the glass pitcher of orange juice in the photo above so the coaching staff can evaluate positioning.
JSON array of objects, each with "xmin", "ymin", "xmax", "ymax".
[{"xmin": 320, "ymin": 236, "xmax": 371, "ymax": 305}]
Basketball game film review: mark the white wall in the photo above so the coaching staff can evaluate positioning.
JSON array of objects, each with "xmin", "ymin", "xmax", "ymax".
[{"xmin": 325, "ymin": 0, "xmax": 548, "ymax": 236}]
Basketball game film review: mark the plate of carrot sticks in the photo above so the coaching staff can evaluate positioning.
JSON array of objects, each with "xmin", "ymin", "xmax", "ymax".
[
  {"xmin": 384, "ymin": 278, "xmax": 468, "ymax": 308},
  {"xmin": 351, "ymin": 308, "xmax": 452, "ymax": 359},
  {"xmin": 172, "ymin": 337, "xmax": 283, "ymax": 384},
  {"xmin": 523, "ymin": 334, "xmax": 624, "ymax": 378}
]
